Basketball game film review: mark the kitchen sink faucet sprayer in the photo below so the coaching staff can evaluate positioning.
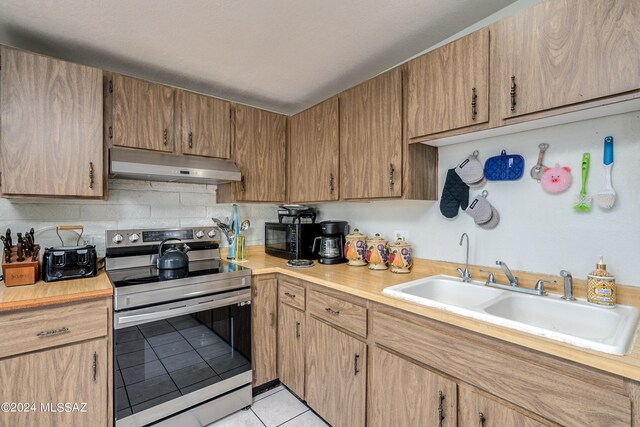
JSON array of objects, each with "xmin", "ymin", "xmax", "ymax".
[
  {"xmin": 496, "ymin": 260, "xmax": 519, "ymax": 287},
  {"xmin": 456, "ymin": 233, "xmax": 471, "ymax": 283},
  {"xmin": 560, "ymin": 270, "xmax": 576, "ymax": 301}
]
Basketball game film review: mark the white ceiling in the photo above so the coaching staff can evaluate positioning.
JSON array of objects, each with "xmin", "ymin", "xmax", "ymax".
[{"xmin": 0, "ymin": 0, "xmax": 516, "ymax": 115}]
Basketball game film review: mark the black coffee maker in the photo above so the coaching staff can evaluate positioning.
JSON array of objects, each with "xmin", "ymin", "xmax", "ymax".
[{"xmin": 312, "ymin": 221, "xmax": 349, "ymax": 265}]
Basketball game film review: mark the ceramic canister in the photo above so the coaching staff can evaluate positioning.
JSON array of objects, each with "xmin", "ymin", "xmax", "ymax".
[
  {"xmin": 365, "ymin": 234, "xmax": 389, "ymax": 270},
  {"xmin": 388, "ymin": 239, "xmax": 413, "ymax": 274},
  {"xmin": 344, "ymin": 228, "xmax": 368, "ymax": 267}
]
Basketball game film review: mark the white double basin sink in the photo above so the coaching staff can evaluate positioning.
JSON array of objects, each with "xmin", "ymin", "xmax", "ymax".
[{"xmin": 383, "ymin": 275, "xmax": 640, "ymax": 355}]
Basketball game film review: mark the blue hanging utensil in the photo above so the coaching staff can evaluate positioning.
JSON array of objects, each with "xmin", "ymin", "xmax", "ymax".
[{"xmin": 484, "ymin": 150, "xmax": 525, "ymax": 181}]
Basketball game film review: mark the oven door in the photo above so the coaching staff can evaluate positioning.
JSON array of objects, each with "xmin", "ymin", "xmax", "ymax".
[{"xmin": 114, "ymin": 289, "xmax": 251, "ymax": 427}]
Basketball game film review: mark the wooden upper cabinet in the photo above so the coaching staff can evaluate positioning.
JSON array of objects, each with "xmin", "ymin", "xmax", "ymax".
[
  {"xmin": 110, "ymin": 74, "xmax": 175, "ymax": 152},
  {"xmin": 408, "ymin": 28, "xmax": 490, "ymax": 138},
  {"xmin": 340, "ymin": 68, "xmax": 402, "ymax": 199},
  {"xmin": 289, "ymin": 97, "xmax": 339, "ymax": 203},
  {"xmin": 0, "ymin": 47, "xmax": 103, "ymax": 198},
  {"xmin": 233, "ymin": 104, "xmax": 287, "ymax": 202},
  {"xmin": 497, "ymin": 0, "xmax": 640, "ymax": 119},
  {"xmin": 178, "ymin": 90, "xmax": 231, "ymax": 159}
]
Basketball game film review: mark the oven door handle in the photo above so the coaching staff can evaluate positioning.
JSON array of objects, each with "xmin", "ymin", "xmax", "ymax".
[{"xmin": 115, "ymin": 293, "xmax": 250, "ymax": 328}]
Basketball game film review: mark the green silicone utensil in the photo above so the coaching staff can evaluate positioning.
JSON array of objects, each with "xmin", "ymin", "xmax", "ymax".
[{"xmin": 574, "ymin": 152, "xmax": 592, "ymax": 212}]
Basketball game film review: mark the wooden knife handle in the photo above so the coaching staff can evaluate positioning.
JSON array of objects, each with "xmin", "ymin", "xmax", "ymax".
[{"xmin": 57, "ymin": 225, "xmax": 84, "ymax": 231}]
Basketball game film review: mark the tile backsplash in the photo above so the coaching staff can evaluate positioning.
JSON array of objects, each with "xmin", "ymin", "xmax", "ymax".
[{"xmin": 0, "ymin": 179, "xmax": 279, "ymax": 257}]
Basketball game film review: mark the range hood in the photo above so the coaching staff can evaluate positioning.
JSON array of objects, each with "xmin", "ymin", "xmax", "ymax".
[{"xmin": 109, "ymin": 148, "xmax": 241, "ymax": 184}]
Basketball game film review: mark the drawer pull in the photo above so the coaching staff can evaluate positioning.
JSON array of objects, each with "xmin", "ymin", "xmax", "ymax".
[
  {"xmin": 324, "ymin": 307, "xmax": 340, "ymax": 315},
  {"xmin": 295, "ymin": 321, "xmax": 301, "ymax": 338},
  {"xmin": 270, "ymin": 312, "xmax": 275, "ymax": 328},
  {"xmin": 188, "ymin": 131, "xmax": 194, "ymax": 149},
  {"xmin": 438, "ymin": 391, "xmax": 445, "ymax": 427},
  {"xmin": 92, "ymin": 352, "xmax": 97, "ymax": 383},
  {"xmin": 163, "ymin": 128, "xmax": 168, "ymax": 145},
  {"xmin": 353, "ymin": 352, "xmax": 360, "ymax": 376},
  {"xmin": 285, "ymin": 292, "xmax": 296, "ymax": 299},
  {"xmin": 36, "ymin": 327, "xmax": 70, "ymax": 338},
  {"xmin": 329, "ymin": 173, "xmax": 335, "ymax": 194},
  {"xmin": 89, "ymin": 162, "xmax": 95, "ymax": 189},
  {"xmin": 478, "ymin": 412, "xmax": 486, "ymax": 427},
  {"xmin": 389, "ymin": 163, "xmax": 395, "ymax": 191}
]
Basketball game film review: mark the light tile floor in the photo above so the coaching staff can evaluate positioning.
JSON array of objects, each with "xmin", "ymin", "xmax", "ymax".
[{"xmin": 208, "ymin": 385, "xmax": 329, "ymax": 427}]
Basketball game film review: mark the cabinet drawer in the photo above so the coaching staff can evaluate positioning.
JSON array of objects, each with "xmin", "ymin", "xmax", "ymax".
[
  {"xmin": 279, "ymin": 280, "xmax": 306, "ymax": 311},
  {"xmin": 0, "ymin": 300, "xmax": 109, "ymax": 359},
  {"xmin": 308, "ymin": 290, "xmax": 367, "ymax": 338}
]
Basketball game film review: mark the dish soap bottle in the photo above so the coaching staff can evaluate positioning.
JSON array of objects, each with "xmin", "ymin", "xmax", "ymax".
[{"xmin": 587, "ymin": 256, "xmax": 615, "ymax": 307}]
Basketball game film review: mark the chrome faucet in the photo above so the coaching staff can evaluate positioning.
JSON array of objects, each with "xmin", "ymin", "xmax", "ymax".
[
  {"xmin": 496, "ymin": 260, "xmax": 519, "ymax": 287},
  {"xmin": 456, "ymin": 233, "xmax": 471, "ymax": 283},
  {"xmin": 560, "ymin": 270, "xmax": 576, "ymax": 301}
]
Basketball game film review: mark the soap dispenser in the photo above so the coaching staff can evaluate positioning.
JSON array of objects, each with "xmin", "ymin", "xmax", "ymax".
[{"xmin": 587, "ymin": 256, "xmax": 615, "ymax": 307}]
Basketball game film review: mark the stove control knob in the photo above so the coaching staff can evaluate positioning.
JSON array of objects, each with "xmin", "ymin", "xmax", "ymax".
[
  {"xmin": 207, "ymin": 229, "xmax": 216, "ymax": 238},
  {"xmin": 195, "ymin": 230, "xmax": 205, "ymax": 239},
  {"xmin": 129, "ymin": 233, "xmax": 140, "ymax": 243},
  {"xmin": 112, "ymin": 234, "xmax": 123, "ymax": 244}
]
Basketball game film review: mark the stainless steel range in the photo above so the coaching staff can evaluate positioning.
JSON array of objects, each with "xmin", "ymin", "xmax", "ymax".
[{"xmin": 105, "ymin": 227, "xmax": 252, "ymax": 427}]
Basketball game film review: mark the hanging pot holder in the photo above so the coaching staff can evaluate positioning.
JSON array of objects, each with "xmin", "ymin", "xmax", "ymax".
[{"xmin": 484, "ymin": 150, "xmax": 525, "ymax": 181}]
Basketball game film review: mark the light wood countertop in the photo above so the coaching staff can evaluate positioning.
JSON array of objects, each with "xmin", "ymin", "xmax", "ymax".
[
  {"xmin": 226, "ymin": 246, "xmax": 640, "ymax": 381},
  {"xmin": 0, "ymin": 271, "xmax": 113, "ymax": 312}
]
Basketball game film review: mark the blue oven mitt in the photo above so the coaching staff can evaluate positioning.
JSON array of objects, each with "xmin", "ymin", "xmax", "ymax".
[{"xmin": 440, "ymin": 168, "xmax": 469, "ymax": 219}]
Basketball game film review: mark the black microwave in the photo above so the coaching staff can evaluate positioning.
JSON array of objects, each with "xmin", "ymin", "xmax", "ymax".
[{"xmin": 265, "ymin": 222, "xmax": 322, "ymax": 260}]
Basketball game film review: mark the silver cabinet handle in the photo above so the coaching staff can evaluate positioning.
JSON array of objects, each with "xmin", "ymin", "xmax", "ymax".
[
  {"xmin": 36, "ymin": 327, "xmax": 70, "ymax": 338},
  {"xmin": 324, "ymin": 307, "xmax": 339, "ymax": 315}
]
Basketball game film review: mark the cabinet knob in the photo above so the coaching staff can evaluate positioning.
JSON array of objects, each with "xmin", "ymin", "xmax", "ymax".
[
  {"xmin": 510, "ymin": 76, "xmax": 517, "ymax": 112},
  {"xmin": 188, "ymin": 131, "xmax": 194, "ymax": 149},
  {"xmin": 471, "ymin": 87, "xmax": 478, "ymax": 121},
  {"xmin": 163, "ymin": 128, "xmax": 168, "ymax": 145},
  {"xmin": 89, "ymin": 162, "xmax": 95, "ymax": 189}
]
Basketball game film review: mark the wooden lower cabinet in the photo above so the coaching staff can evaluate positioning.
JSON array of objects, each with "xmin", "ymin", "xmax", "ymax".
[
  {"xmin": 0, "ymin": 338, "xmax": 108, "ymax": 426},
  {"xmin": 459, "ymin": 384, "xmax": 553, "ymax": 427},
  {"xmin": 305, "ymin": 317, "xmax": 366, "ymax": 427},
  {"xmin": 278, "ymin": 302, "xmax": 305, "ymax": 398},
  {"xmin": 370, "ymin": 346, "xmax": 457, "ymax": 427},
  {"xmin": 251, "ymin": 275, "xmax": 278, "ymax": 387}
]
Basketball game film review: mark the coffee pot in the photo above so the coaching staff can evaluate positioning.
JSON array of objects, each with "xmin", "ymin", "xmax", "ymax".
[{"xmin": 312, "ymin": 220, "xmax": 349, "ymax": 265}]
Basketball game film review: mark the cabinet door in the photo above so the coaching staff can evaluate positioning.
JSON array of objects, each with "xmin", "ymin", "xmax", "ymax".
[
  {"xmin": 234, "ymin": 105, "xmax": 287, "ymax": 202},
  {"xmin": 305, "ymin": 317, "xmax": 366, "ymax": 427},
  {"xmin": 370, "ymin": 347, "xmax": 457, "ymax": 427},
  {"xmin": 0, "ymin": 47, "xmax": 103, "ymax": 197},
  {"xmin": 0, "ymin": 338, "xmax": 108, "ymax": 427},
  {"xmin": 277, "ymin": 303, "xmax": 305, "ymax": 398},
  {"xmin": 498, "ymin": 0, "xmax": 640, "ymax": 119},
  {"xmin": 111, "ymin": 74, "xmax": 175, "ymax": 152},
  {"xmin": 339, "ymin": 68, "xmax": 402, "ymax": 199},
  {"xmin": 252, "ymin": 275, "xmax": 278, "ymax": 387},
  {"xmin": 289, "ymin": 97, "xmax": 339, "ymax": 203},
  {"xmin": 459, "ymin": 384, "xmax": 553, "ymax": 427},
  {"xmin": 408, "ymin": 28, "xmax": 490, "ymax": 138},
  {"xmin": 179, "ymin": 90, "xmax": 231, "ymax": 159}
]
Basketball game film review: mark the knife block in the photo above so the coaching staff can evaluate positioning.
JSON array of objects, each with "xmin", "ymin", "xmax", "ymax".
[{"xmin": 2, "ymin": 246, "xmax": 40, "ymax": 287}]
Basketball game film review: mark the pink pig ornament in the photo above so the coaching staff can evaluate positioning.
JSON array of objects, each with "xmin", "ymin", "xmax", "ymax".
[{"xmin": 541, "ymin": 164, "xmax": 572, "ymax": 193}]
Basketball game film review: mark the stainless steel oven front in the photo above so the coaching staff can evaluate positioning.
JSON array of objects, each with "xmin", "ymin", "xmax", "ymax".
[{"xmin": 114, "ymin": 287, "xmax": 252, "ymax": 427}]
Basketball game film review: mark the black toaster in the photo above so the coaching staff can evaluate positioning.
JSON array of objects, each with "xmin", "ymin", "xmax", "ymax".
[{"xmin": 42, "ymin": 245, "xmax": 98, "ymax": 282}]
